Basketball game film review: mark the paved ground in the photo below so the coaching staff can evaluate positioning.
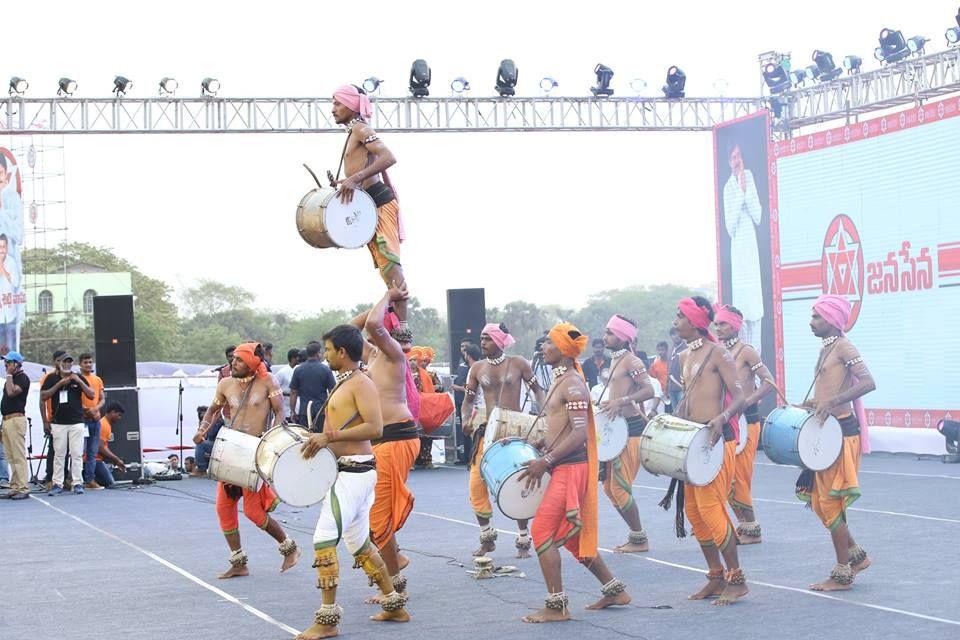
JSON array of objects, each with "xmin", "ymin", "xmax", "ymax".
[{"xmin": 3, "ymin": 451, "xmax": 959, "ymax": 640}]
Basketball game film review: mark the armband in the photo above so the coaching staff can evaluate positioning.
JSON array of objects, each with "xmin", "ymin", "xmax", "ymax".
[{"xmin": 565, "ymin": 400, "xmax": 589, "ymax": 411}]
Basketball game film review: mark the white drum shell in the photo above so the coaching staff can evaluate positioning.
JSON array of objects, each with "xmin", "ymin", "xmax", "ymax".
[
  {"xmin": 296, "ymin": 187, "xmax": 378, "ymax": 249},
  {"xmin": 639, "ymin": 415, "xmax": 724, "ymax": 487},
  {"xmin": 736, "ymin": 415, "xmax": 748, "ymax": 455},
  {"xmin": 595, "ymin": 412, "xmax": 629, "ymax": 462},
  {"xmin": 209, "ymin": 428, "xmax": 263, "ymax": 491},
  {"xmin": 483, "ymin": 407, "xmax": 544, "ymax": 449},
  {"xmin": 256, "ymin": 425, "xmax": 339, "ymax": 507}
]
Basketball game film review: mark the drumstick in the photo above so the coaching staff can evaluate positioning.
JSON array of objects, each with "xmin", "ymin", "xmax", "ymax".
[{"xmin": 302, "ymin": 163, "xmax": 323, "ymax": 188}]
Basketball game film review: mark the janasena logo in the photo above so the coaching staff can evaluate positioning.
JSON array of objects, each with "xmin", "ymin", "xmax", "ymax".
[{"xmin": 820, "ymin": 214, "xmax": 864, "ymax": 331}]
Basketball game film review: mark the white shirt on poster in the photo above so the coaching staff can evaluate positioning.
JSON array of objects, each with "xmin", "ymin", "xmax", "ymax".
[{"xmin": 723, "ymin": 169, "xmax": 764, "ymax": 321}]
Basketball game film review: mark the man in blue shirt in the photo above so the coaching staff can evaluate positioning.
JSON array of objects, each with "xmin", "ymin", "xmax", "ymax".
[{"xmin": 289, "ymin": 341, "xmax": 336, "ymax": 430}]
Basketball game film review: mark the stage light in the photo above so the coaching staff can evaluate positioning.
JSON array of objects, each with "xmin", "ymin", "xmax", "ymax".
[
  {"xmin": 762, "ymin": 62, "xmax": 791, "ymax": 94},
  {"xmin": 629, "ymin": 78, "xmax": 647, "ymax": 94},
  {"xmin": 812, "ymin": 50, "xmax": 842, "ymax": 82},
  {"xmin": 159, "ymin": 77, "xmax": 178, "ymax": 95},
  {"xmin": 843, "ymin": 56, "xmax": 863, "ymax": 74},
  {"xmin": 113, "ymin": 76, "xmax": 133, "ymax": 96},
  {"xmin": 804, "ymin": 64, "xmax": 822, "ymax": 81},
  {"xmin": 878, "ymin": 28, "xmax": 910, "ymax": 64},
  {"xmin": 8, "ymin": 77, "xmax": 28, "ymax": 96},
  {"xmin": 540, "ymin": 77, "xmax": 558, "ymax": 93},
  {"xmin": 201, "ymin": 77, "xmax": 220, "ymax": 96},
  {"xmin": 495, "ymin": 59, "xmax": 517, "ymax": 97},
  {"xmin": 450, "ymin": 77, "xmax": 470, "ymax": 93},
  {"xmin": 362, "ymin": 77, "xmax": 383, "ymax": 94},
  {"xmin": 948, "ymin": 27, "xmax": 960, "ymax": 45},
  {"xmin": 662, "ymin": 66, "xmax": 686, "ymax": 99},
  {"xmin": 409, "ymin": 59, "xmax": 431, "ymax": 98},
  {"xmin": 57, "ymin": 77, "xmax": 77, "ymax": 96},
  {"xmin": 907, "ymin": 36, "xmax": 929, "ymax": 55},
  {"xmin": 591, "ymin": 63, "xmax": 614, "ymax": 97},
  {"xmin": 789, "ymin": 68, "xmax": 808, "ymax": 86}
]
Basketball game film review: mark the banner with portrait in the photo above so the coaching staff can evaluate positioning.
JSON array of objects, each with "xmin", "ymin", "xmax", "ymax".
[{"xmin": 0, "ymin": 147, "xmax": 25, "ymax": 353}]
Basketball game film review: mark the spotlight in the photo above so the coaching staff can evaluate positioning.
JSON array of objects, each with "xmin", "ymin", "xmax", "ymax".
[
  {"xmin": 662, "ymin": 66, "xmax": 686, "ymax": 99},
  {"xmin": 540, "ymin": 77, "xmax": 558, "ymax": 93},
  {"xmin": 762, "ymin": 62, "xmax": 791, "ymax": 94},
  {"xmin": 629, "ymin": 78, "xmax": 647, "ymax": 94},
  {"xmin": 158, "ymin": 77, "xmax": 178, "ymax": 95},
  {"xmin": 907, "ymin": 36, "xmax": 929, "ymax": 55},
  {"xmin": 878, "ymin": 28, "xmax": 910, "ymax": 64},
  {"xmin": 362, "ymin": 77, "xmax": 383, "ymax": 94},
  {"xmin": 948, "ymin": 27, "xmax": 960, "ymax": 46},
  {"xmin": 57, "ymin": 77, "xmax": 77, "ymax": 96},
  {"xmin": 591, "ymin": 63, "xmax": 614, "ymax": 97},
  {"xmin": 201, "ymin": 77, "xmax": 220, "ymax": 96},
  {"xmin": 812, "ymin": 50, "xmax": 842, "ymax": 82},
  {"xmin": 495, "ymin": 59, "xmax": 518, "ymax": 97},
  {"xmin": 8, "ymin": 77, "xmax": 28, "ymax": 96},
  {"xmin": 843, "ymin": 55, "xmax": 863, "ymax": 74},
  {"xmin": 450, "ymin": 77, "xmax": 471, "ymax": 94},
  {"xmin": 804, "ymin": 64, "xmax": 822, "ymax": 81},
  {"xmin": 409, "ymin": 59, "xmax": 431, "ymax": 98},
  {"xmin": 113, "ymin": 75, "xmax": 133, "ymax": 96},
  {"xmin": 789, "ymin": 68, "xmax": 808, "ymax": 86}
]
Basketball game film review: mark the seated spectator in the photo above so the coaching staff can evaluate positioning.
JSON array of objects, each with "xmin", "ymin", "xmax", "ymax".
[
  {"xmin": 184, "ymin": 456, "xmax": 197, "ymax": 474},
  {"xmin": 94, "ymin": 403, "xmax": 127, "ymax": 488},
  {"xmin": 192, "ymin": 405, "xmax": 222, "ymax": 476},
  {"xmin": 167, "ymin": 454, "xmax": 181, "ymax": 473}
]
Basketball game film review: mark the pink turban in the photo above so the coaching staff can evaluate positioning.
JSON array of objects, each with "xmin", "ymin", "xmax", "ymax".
[
  {"xmin": 333, "ymin": 84, "xmax": 373, "ymax": 120},
  {"xmin": 814, "ymin": 294, "xmax": 851, "ymax": 334},
  {"xmin": 678, "ymin": 298, "xmax": 717, "ymax": 343},
  {"xmin": 482, "ymin": 323, "xmax": 515, "ymax": 351},
  {"xmin": 605, "ymin": 315, "xmax": 637, "ymax": 344},
  {"xmin": 713, "ymin": 304, "xmax": 743, "ymax": 332}
]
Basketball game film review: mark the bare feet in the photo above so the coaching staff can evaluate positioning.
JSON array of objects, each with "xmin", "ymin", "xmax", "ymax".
[
  {"xmin": 370, "ymin": 609, "xmax": 410, "ymax": 623},
  {"xmin": 586, "ymin": 592, "xmax": 631, "ymax": 610},
  {"xmin": 737, "ymin": 534, "xmax": 762, "ymax": 545},
  {"xmin": 522, "ymin": 608, "xmax": 571, "ymax": 623},
  {"xmin": 473, "ymin": 541, "xmax": 495, "ymax": 557},
  {"xmin": 295, "ymin": 623, "xmax": 338, "ymax": 639},
  {"xmin": 281, "ymin": 547, "xmax": 302, "ymax": 573},
  {"xmin": 852, "ymin": 557, "xmax": 871, "ymax": 576},
  {"xmin": 714, "ymin": 582, "xmax": 749, "ymax": 606},
  {"xmin": 218, "ymin": 565, "xmax": 249, "ymax": 579},
  {"xmin": 688, "ymin": 576, "xmax": 725, "ymax": 600},
  {"xmin": 398, "ymin": 554, "xmax": 410, "ymax": 571},
  {"xmin": 613, "ymin": 541, "xmax": 649, "ymax": 554},
  {"xmin": 809, "ymin": 578, "xmax": 852, "ymax": 592}
]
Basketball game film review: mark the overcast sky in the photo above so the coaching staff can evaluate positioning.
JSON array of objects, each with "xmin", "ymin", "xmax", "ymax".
[{"xmin": 5, "ymin": 1, "xmax": 954, "ymax": 315}]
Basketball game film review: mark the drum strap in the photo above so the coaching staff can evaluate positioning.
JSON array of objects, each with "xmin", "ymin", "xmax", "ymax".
[
  {"xmin": 595, "ymin": 353, "xmax": 628, "ymax": 407},
  {"xmin": 802, "ymin": 342, "xmax": 840, "ymax": 405}
]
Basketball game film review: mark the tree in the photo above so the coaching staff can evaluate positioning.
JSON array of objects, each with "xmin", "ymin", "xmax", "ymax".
[
  {"xmin": 19, "ymin": 312, "xmax": 93, "ymax": 364},
  {"xmin": 181, "ymin": 279, "xmax": 255, "ymax": 317}
]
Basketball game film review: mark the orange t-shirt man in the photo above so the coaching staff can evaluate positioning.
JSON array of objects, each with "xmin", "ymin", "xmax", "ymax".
[
  {"xmin": 97, "ymin": 417, "xmax": 112, "ymax": 461},
  {"xmin": 81, "ymin": 373, "xmax": 105, "ymax": 421}
]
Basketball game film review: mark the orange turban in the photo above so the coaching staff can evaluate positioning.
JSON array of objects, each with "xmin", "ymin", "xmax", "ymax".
[
  {"xmin": 408, "ymin": 346, "xmax": 424, "ymax": 361},
  {"xmin": 423, "ymin": 347, "xmax": 436, "ymax": 362},
  {"xmin": 234, "ymin": 342, "xmax": 269, "ymax": 379},
  {"xmin": 546, "ymin": 322, "xmax": 599, "ymax": 559}
]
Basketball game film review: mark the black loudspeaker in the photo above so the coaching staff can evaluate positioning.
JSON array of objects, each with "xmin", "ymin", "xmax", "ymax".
[
  {"xmin": 446, "ymin": 288, "xmax": 485, "ymax": 464},
  {"xmin": 93, "ymin": 295, "xmax": 137, "ymax": 388},
  {"xmin": 101, "ymin": 386, "xmax": 143, "ymax": 481}
]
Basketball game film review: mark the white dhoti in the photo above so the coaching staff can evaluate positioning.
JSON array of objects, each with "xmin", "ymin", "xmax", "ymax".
[{"xmin": 313, "ymin": 455, "xmax": 378, "ymax": 554}]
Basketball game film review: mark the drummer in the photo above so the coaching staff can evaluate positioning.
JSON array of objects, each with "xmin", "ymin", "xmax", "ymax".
[
  {"xmin": 597, "ymin": 314, "xmax": 655, "ymax": 553},
  {"xmin": 672, "ymin": 297, "xmax": 747, "ymax": 606},
  {"xmin": 518, "ymin": 322, "xmax": 631, "ymax": 622},
  {"xmin": 461, "ymin": 322, "xmax": 545, "ymax": 558},
  {"xmin": 193, "ymin": 342, "xmax": 301, "ymax": 579},
  {"xmin": 295, "ymin": 324, "xmax": 410, "ymax": 639},
  {"xmin": 331, "ymin": 84, "xmax": 412, "ymax": 342},
  {"xmin": 802, "ymin": 294, "xmax": 876, "ymax": 592},
  {"xmin": 714, "ymin": 305, "xmax": 777, "ymax": 545}
]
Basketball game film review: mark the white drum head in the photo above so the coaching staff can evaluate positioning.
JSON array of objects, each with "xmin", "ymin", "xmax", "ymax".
[
  {"xmin": 271, "ymin": 447, "xmax": 338, "ymax": 507},
  {"xmin": 496, "ymin": 469, "xmax": 551, "ymax": 521},
  {"xmin": 323, "ymin": 190, "xmax": 378, "ymax": 248},
  {"xmin": 736, "ymin": 415, "xmax": 748, "ymax": 455},
  {"xmin": 685, "ymin": 427, "xmax": 725, "ymax": 487},
  {"xmin": 798, "ymin": 415, "xmax": 844, "ymax": 471},
  {"xmin": 596, "ymin": 413, "xmax": 629, "ymax": 462}
]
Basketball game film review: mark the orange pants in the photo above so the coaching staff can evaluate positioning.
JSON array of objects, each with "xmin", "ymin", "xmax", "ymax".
[
  {"xmin": 469, "ymin": 436, "xmax": 494, "ymax": 520},
  {"xmin": 531, "ymin": 463, "xmax": 589, "ymax": 559},
  {"xmin": 367, "ymin": 200, "xmax": 402, "ymax": 276},
  {"xmin": 684, "ymin": 440, "xmax": 737, "ymax": 550},
  {"xmin": 808, "ymin": 435, "xmax": 861, "ymax": 531},
  {"xmin": 370, "ymin": 438, "xmax": 419, "ymax": 548},
  {"xmin": 602, "ymin": 436, "xmax": 642, "ymax": 512},
  {"xmin": 216, "ymin": 482, "xmax": 280, "ymax": 535},
  {"xmin": 728, "ymin": 421, "xmax": 761, "ymax": 511}
]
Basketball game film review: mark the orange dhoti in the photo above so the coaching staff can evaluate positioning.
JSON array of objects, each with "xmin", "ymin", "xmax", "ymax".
[
  {"xmin": 216, "ymin": 482, "xmax": 280, "ymax": 535},
  {"xmin": 531, "ymin": 462, "xmax": 591, "ymax": 559},
  {"xmin": 469, "ymin": 431, "xmax": 494, "ymax": 520},
  {"xmin": 728, "ymin": 421, "xmax": 761, "ymax": 511},
  {"xmin": 804, "ymin": 434, "xmax": 861, "ymax": 531},
  {"xmin": 370, "ymin": 433, "xmax": 419, "ymax": 548},
  {"xmin": 602, "ymin": 436, "xmax": 642, "ymax": 512},
  {"xmin": 367, "ymin": 199, "xmax": 402, "ymax": 276},
  {"xmin": 684, "ymin": 440, "xmax": 737, "ymax": 550}
]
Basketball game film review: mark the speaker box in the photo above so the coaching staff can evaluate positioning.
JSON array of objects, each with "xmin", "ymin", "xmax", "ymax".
[
  {"xmin": 446, "ymin": 288, "xmax": 485, "ymax": 464},
  {"xmin": 101, "ymin": 387, "xmax": 144, "ymax": 482},
  {"xmin": 93, "ymin": 295, "xmax": 137, "ymax": 388}
]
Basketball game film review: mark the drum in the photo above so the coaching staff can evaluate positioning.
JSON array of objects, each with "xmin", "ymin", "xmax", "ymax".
[
  {"xmin": 736, "ymin": 415, "xmax": 749, "ymax": 455},
  {"xmin": 762, "ymin": 406, "xmax": 842, "ymax": 471},
  {"xmin": 255, "ymin": 424, "xmax": 338, "ymax": 507},
  {"xmin": 639, "ymin": 414, "xmax": 724, "ymax": 486},
  {"xmin": 483, "ymin": 407, "xmax": 547, "ymax": 449},
  {"xmin": 595, "ymin": 411, "xmax": 629, "ymax": 462},
  {"xmin": 209, "ymin": 428, "xmax": 263, "ymax": 491},
  {"xmin": 479, "ymin": 438, "xmax": 551, "ymax": 521},
  {"xmin": 296, "ymin": 187, "xmax": 377, "ymax": 249}
]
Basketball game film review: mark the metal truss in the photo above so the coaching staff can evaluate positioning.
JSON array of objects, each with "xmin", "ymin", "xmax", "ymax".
[
  {"xmin": 775, "ymin": 48, "xmax": 960, "ymax": 131},
  {"xmin": 1, "ymin": 95, "xmax": 764, "ymax": 134}
]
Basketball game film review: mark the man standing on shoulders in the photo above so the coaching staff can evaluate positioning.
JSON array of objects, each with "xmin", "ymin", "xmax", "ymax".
[
  {"xmin": 1, "ymin": 351, "xmax": 30, "ymax": 499},
  {"xmin": 290, "ymin": 341, "xmax": 336, "ymax": 430},
  {"xmin": 580, "ymin": 339, "xmax": 609, "ymax": 390},
  {"xmin": 78, "ymin": 353, "xmax": 105, "ymax": 490},
  {"xmin": 40, "ymin": 354, "xmax": 95, "ymax": 496}
]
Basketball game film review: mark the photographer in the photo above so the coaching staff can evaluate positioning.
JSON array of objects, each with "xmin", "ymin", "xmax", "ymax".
[
  {"xmin": 1, "ymin": 351, "xmax": 30, "ymax": 500},
  {"xmin": 40, "ymin": 354, "xmax": 95, "ymax": 496}
]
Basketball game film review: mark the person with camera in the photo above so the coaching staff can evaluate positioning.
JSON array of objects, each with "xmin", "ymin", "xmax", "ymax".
[
  {"xmin": 40, "ymin": 354, "xmax": 95, "ymax": 496},
  {"xmin": 1, "ymin": 351, "xmax": 30, "ymax": 500}
]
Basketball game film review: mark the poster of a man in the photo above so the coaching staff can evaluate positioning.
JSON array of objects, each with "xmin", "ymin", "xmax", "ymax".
[{"xmin": 0, "ymin": 149, "xmax": 25, "ymax": 353}]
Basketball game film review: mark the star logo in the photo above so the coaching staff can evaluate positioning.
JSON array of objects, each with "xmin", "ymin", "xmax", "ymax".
[
  {"xmin": 821, "ymin": 214, "xmax": 865, "ymax": 330},
  {"xmin": 880, "ymin": 118, "xmax": 888, "ymax": 133},
  {"xmin": 938, "ymin": 102, "xmax": 945, "ymax": 119},
  {"xmin": 807, "ymin": 135, "xmax": 815, "ymax": 149},
  {"xmin": 918, "ymin": 107, "xmax": 925, "ymax": 123}
]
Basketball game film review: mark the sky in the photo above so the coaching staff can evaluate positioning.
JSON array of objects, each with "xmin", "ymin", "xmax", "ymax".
[{"xmin": 4, "ymin": 1, "xmax": 955, "ymax": 315}]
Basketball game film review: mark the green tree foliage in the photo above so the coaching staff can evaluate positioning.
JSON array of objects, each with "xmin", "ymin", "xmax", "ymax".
[{"xmin": 19, "ymin": 312, "xmax": 93, "ymax": 364}]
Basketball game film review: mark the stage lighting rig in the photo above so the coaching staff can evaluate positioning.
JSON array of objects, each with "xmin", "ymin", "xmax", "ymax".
[
  {"xmin": 789, "ymin": 68, "xmax": 808, "ymax": 86},
  {"xmin": 948, "ymin": 9, "xmax": 960, "ymax": 46},
  {"xmin": 8, "ymin": 77, "xmax": 28, "ymax": 96},
  {"xmin": 540, "ymin": 77, "xmax": 558, "ymax": 93},
  {"xmin": 57, "ymin": 77, "xmax": 77, "ymax": 96},
  {"xmin": 762, "ymin": 62, "xmax": 791, "ymax": 94},
  {"xmin": 201, "ymin": 77, "xmax": 220, "ymax": 96},
  {"xmin": 591, "ymin": 64, "xmax": 614, "ymax": 97},
  {"xmin": 907, "ymin": 36, "xmax": 929, "ymax": 55},
  {"xmin": 842, "ymin": 56, "xmax": 863, "ymax": 74},
  {"xmin": 113, "ymin": 76, "xmax": 133, "ymax": 96},
  {"xmin": 362, "ymin": 77, "xmax": 383, "ymax": 94},
  {"xmin": 876, "ymin": 28, "xmax": 910, "ymax": 64},
  {"xmin": 450, "ymin": 77, "xmax": 470, "ymax": 94},
  {"xmin": 409, "ymin": 59, "xmax": 431, "ymax": 98},
  {"xmin": 159, "ymin": 77, "xmax": 178, "ymax": 95},
  {"xmin": 662, "ymin": 66, "xmax": 686, "ymax": 99},
  {"xmin": 495, "ymin": 59, "xmax": 517, "ymax": 97},
  {"xmin": 812, "ymin": 50, "xmax": 842, "ymax": 82}
]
